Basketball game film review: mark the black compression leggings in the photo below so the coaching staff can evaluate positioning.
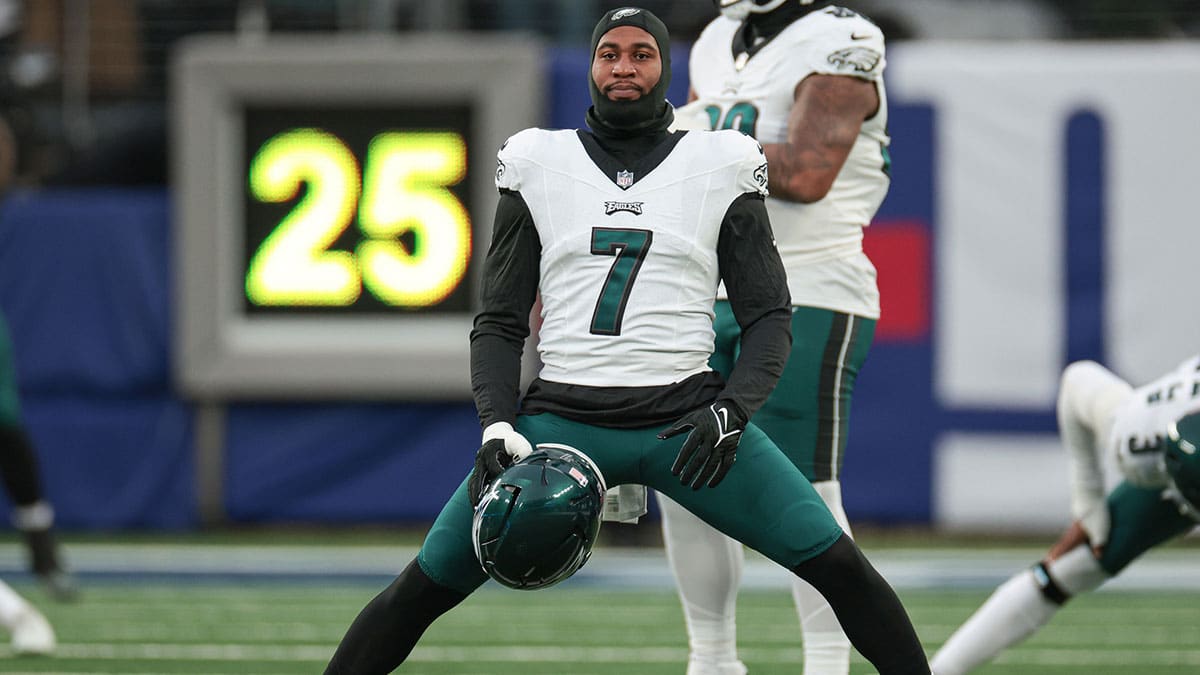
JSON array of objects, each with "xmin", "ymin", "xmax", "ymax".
[
  {"xmin": 324, "ymin": 559, "xmax": 467, "ymax": 674},
  {"xmin": 0, "ymin": 424, "xmax": 44, "ymax": 507},
  {"xmin": 793, "ymin": 533, "xmax": 930, "ymax": 674}
]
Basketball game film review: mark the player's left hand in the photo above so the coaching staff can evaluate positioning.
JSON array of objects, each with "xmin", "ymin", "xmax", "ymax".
[{"xmin": 659, "ymin": 401, "xmax": 745, "ymax": 489}]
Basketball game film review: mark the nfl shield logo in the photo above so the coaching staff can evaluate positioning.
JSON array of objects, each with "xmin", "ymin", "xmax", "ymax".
[{"xmin": 616, "ymin": 170, "xmax": 634, "ymax": 189}]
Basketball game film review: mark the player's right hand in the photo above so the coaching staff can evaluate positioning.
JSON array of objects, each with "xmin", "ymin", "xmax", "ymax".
[
  {"xmin": 1047, "ymin": 518, "xmax": 1106, "ymax": 562},
  {"xmin": 468, "ymin": 422, "xmax": 533, "ymax": 506},
  {"xmin": 1077, "ymin": 506, "xmax": 1110, "ymax": 552}
]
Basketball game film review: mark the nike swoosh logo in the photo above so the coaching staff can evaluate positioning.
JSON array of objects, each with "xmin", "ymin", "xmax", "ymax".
[
  {"xmin": 851, "ymin": 33, "xmax": 871, "ymax": 40},
  {"xmin": 711, "ymin": 405, "xmax": 742, "ymax": 443},
  {"xmin": 713, "ymin": 406, "xmax": 729, "ymax": 432}
]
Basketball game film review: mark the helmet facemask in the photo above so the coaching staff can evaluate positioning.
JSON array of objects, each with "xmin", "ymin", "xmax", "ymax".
[{"xmin": 1164, "ymin": 411, "xmax": 1200, "ymax": 518}]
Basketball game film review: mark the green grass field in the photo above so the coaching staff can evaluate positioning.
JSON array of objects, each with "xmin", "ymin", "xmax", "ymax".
[
  {"xmin": 1, "ymin": 534, "xmax": 1199, "ymax": 673},
  {"xmin": 2, "ymin": 583, "xmax": 1200, "ymax": 673}
]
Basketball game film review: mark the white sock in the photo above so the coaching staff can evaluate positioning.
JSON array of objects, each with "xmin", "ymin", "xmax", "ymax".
[
  {"xmin": 793, "ymin": 480, "xmax": 852, "ymax": 675},
  {"xmin": 1046, "ymin": 545, "xmax": 1109, "ymax": 596},
  {"xmin": 0, "ymin": 579, "xmax": 32, "ymax": 628},
  {"xmin": 658, "ymin": 492, "xmax": 744, "ymax": 668},
  {"xmin": 12, "ymin": 500, "xmax": 54, "ymax": 531},
  {"xmin": 931, "ymin": 570, "xmax": 1056, "ymax": 675},
  {"xmin": 931, "ymin": 545, "xmax": 1108, "ymax": 675}
]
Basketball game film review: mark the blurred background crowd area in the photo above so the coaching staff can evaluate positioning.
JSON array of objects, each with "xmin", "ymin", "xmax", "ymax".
[{"xmin": 0, "ymin": 0, "xmax": 1196, "ymax": 191}]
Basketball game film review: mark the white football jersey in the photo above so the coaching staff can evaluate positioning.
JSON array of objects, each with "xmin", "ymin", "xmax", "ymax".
[
  {"xmin": 690, "ymin": 6, "xmax": 890, "ymax": 318},
  {"xmin": 1109, "ymin": 355, "xmax": 1200, "ymax": 487},
  {"xmin": 495, "ymin": 127, "xmax": 769, "ymax": 388}
]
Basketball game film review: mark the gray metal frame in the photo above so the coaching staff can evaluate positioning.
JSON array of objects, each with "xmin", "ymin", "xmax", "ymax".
[{"xmin": 172, "ymin": 34, "xmax": 543, "ymax": 399}]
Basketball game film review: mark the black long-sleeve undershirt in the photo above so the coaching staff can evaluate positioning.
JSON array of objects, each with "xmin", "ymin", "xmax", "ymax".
[
  {"xmin": 469, "ymin": 189, "xmax": 540, "ymax": 428},
  {"xmin": 714, "ymin": 192, "xmax": 793, "ymax": 422}
]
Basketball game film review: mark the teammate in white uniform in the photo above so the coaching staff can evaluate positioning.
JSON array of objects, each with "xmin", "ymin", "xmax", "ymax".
[
  {"xmin": 932, "ymin": 356, "xmax": 1200, "ymax": 674},
  {"xmin": 324, "ymin": 8, "xmax": 930, "ymax": 674},
  {"xmin": 659, "ymin": 2, "xmax": 890, "ymax": 673}
]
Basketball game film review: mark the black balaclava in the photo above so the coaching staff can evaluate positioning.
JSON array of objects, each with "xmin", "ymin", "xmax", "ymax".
[{"xmin": 585, "ymin": 7, "xmax": 674, "ymax": 140}]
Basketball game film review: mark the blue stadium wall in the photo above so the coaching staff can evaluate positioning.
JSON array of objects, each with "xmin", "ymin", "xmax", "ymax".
[{"xmin": 1, "ymin": 43, "xmax": 1196, "ymax": 530}]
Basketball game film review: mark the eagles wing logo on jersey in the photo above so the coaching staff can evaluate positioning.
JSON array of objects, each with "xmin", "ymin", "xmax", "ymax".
[
  {"xmin": 616, "ymin": 170, "xmax": 634, "ymax": 189},
  {"xmin": 495, "ymin": 159, "xmax": 506, "ymax": 183},
  {"xmin": 604, "ymin": 201, "xmax": 644, "ymax": 215},
  {"xmin": 828, "ymin": 47, "xmax": 881, "ymax": 74},
  {"xmin": 753, "ymin": 163, "xmax": 768, "ymax": 190}
]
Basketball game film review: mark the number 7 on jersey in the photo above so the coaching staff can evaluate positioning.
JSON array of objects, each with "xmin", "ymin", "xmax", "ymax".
[{"xmin": 589, "ymin": 227, "xmax": 652, "ymax": 336}]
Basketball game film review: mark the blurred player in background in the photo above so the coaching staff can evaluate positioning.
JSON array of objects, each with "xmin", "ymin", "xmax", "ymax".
[
  {"xmin": 1, "ymin": 306, "xmax": 76, "ymax": 602},
  {"xmin": 0, "ymin": 3, "xmax": 77, "ymax": 603},
  {"xmin": 0, "ymin": 577, "xmax": 53, "ymax": 655},
  {"xmin": 658, "ymin": 1, "xmax": 890, "ymax": 673},
  {"xmin": 932, "ymin": 356, "xmax": 1200, "ymax": 674},
  {"xmin": 325, "ymin": 7, "xmax": 928, "ymax": 674}
]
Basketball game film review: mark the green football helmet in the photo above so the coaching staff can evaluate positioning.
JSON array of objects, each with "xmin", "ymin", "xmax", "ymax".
[
  {"xmin": 1165, "ymin": 410, "xmax": 1200, "ymax": 515},
  {"xmin": 472, "ymin": 443, "xmax": 606, "ymax": 590}
]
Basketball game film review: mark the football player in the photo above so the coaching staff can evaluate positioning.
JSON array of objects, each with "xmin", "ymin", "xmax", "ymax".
[
  {"xmin": 658, "ymin": 1, "xmax": 891, "ymax": 674},
  {"xmin": 324, "ymin": 7, "xmax": 929, "ymax": 674},
  {"xmin": 931, "ymin": 356, "xmax": 1200, "ymax": 674},
  {"xmin": 0, "ymin": 310, "xmax": 77, "ymax": 601}
]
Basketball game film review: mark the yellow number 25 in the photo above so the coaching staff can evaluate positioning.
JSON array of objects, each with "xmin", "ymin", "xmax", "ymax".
[{"xmin": 246, "ymin": 128, "xmax": 471, "ymax": 308}]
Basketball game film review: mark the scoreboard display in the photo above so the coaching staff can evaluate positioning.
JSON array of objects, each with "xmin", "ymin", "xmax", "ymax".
[
  {"xmin": 173, "ymin": 36, "xmax": 542, "ymax": 399},
  {"xmin": 242, "ymin": 106, "xmax": 474, "ymax": 315}
]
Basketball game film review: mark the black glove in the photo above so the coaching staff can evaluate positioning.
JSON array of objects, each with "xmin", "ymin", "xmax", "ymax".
[
  {"xmin": 469, "ymin": 438, "xmax": 514, "ymax": 507},
  {"xmin": 468, "ymin": 422, "xmax": 533, "ymax": 506},
  {"xmin": 658, "ymin": 401, "xmax": 746, "ymax": 490}
]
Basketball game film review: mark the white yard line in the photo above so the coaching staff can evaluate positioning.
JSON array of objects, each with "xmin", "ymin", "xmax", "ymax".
[
  {"xmin": 0, "ymin": 543, "xmax": 1198, "ymax": 590},
  {"xmin": 3, "ymin": 643, "xmax": 1200, "ymax": 667}
]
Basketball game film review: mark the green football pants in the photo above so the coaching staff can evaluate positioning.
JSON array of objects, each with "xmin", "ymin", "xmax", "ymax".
[
  {"xmin": 417, "ymin": 412, "xmax": 843, "ymax": 595},
  {"xmin": 1098, "ymin": 481, "xmax": 1196, "ymax": 575},
  {"xmin": 0, "ymin": 312, "xmax": 20, "ymax": 427},
  {"xmin": 711, "ymin": 301, "xmax": 875, "ymax": 481}
]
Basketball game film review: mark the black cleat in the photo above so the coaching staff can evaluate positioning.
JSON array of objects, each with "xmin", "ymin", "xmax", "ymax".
[
  {"xmin": 37, "ymin": 569, "xmax": 80, "ymax": 603},
  {"xmin": 24, "ymin": 529, "xmax": 80, "ymax": 602}
]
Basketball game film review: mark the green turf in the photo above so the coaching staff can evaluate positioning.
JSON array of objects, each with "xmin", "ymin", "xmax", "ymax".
[{"xmin": 4, "ymin": 583, "xmax": 1200, "ymax": 673}]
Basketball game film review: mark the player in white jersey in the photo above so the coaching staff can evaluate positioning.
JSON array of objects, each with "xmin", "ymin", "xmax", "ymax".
[
  {"xmin": 325, "ymin": 8, "xmax": 930, "ymax": 674},
  {"xmin": 658, "ymin": 2, "xmax": 890, "ymax": 674},
  {"xmin": 932, "ymin": 356, "xmax": 1200, "ymax": 674}
]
